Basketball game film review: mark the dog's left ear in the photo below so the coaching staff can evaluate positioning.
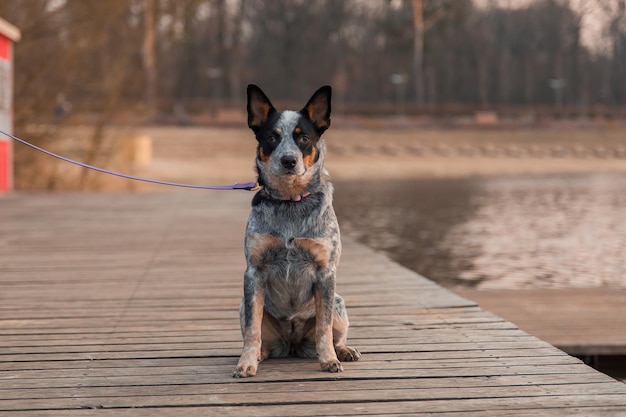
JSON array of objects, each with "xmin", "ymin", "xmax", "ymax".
[{"xmin": 301, "ymin": 86, "xmax": 332, "ymax": 134}]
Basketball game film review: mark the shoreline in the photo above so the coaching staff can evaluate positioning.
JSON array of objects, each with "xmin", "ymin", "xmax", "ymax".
[{"xmin": 11, "ymin": 125, "xmax": 626, "ymax": 192}]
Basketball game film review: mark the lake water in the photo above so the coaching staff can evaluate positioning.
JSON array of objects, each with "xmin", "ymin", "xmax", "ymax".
[{"xmin": 334, "ymin": 173, "xmax": 626, "ymax": 290}]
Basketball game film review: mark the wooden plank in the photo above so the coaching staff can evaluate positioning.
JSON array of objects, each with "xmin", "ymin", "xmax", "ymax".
[
  {"xmin": 2, "ymin": 380, "xmax": 622, "ymax": 410},
  {"xmin": 5, "ymin": 401, "xmax": 626, "ymax": 417},
  {"xmin": 1, "ymin": 193, "xmax": 625, "ymax": 415},
  {"xmin": 0, "ymin": 347, "xmax": 567, "ymax": 373},
  {"xmin": 0, "ymin": 327, "xmax": 539, "ymax": 349},
  {"xmin": 2, "ymin": 356, "xmax": 588, "ymax": 388},
  {"xmin": 0, "ymin": 380, "xmax": 621, "ymax": 410}
]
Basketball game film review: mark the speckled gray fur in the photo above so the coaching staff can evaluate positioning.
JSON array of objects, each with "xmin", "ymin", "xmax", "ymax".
[{"xmin": 233, "ymin": 85, "xmax": 361, "ymax": 378}]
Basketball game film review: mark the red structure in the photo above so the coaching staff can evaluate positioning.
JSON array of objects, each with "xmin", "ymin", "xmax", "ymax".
[{"xmin": 0, "ymin": 17, "xmax": 20, "ymax": 193}]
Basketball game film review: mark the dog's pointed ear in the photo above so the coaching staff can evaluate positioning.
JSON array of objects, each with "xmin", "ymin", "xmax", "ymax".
[
  {"xmin": 301, "ymin": 85, "xmax": 331, "ymax": 134},
  {"xmin": 247, "ymin": 84, "xmax": 276, "ymax": 132}
]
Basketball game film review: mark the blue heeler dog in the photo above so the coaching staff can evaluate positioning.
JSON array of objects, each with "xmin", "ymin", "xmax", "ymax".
[{"xmin": 233, "ymin": 85, "xmax": 361, "ymax": 377}]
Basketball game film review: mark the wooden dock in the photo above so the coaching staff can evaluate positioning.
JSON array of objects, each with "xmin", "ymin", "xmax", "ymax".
[
  {"xmin": 456, "ymin": 289, "xmax": 626, "ymax": 357},
  {"xmin": 2, "ymin": 192, "xmax": 626, "ymax": 416}
]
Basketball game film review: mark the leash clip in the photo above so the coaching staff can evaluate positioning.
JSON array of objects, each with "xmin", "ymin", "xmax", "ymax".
[{"xmin": 247, "ymin": 182, "xmax": 262, "ymax": 191}]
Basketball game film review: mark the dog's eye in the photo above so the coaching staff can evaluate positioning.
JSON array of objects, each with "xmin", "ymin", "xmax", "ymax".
[
  {"xmin": 265, "ymin": 135, "xmax": 279, "ymax": 144},
  {"xmin": 298, "ymin": 136, "xmax": 311, "ymax": 145}
]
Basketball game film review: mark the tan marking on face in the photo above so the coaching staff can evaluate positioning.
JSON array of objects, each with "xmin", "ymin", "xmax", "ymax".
[
  {"xmin": 302, "ymin": 146, "xmax": 317, "ymax": 169},
  {"xmin": 294, "ymin": 127, "xmax": 302, "ymax": 135},
  {"xmin": 258, "ymin": 147, "xmax": 270, "ymax": 163},
  {"xmin": 274, "ymin": 128, "xmax": 281, "ymax": 135},
  {"xmin": 293, "ymin": 237, "xmax": 332, "ymax": 269},
  {"xmin": 248, "ymin": 233, "xmax": 284, "ymax": 267}
]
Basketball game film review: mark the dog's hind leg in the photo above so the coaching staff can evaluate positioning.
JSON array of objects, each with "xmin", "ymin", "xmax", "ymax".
[
  {"xmin": 293, "ymin": 318, "xmax": 319, "ymax": 359},
  {"xmin": 332, "ymin": 294, "xmax": 361, "ymax": 362},
  {"xmin": 260, "ymin": 313, "xmax": 290, "ymax": 360}
]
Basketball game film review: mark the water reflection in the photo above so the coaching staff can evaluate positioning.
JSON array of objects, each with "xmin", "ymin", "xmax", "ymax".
[{"xmin": 334, "ymin": 173, "xmax": 626, "ymax": 289}]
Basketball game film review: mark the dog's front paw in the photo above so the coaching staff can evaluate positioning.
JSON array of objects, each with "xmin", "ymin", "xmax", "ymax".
[
  {"xmin": 233, "ymin": 362, "xmax": 258, "ymax": 378},
  {"xmin": 320, "ymin": 360, "xmax": 343, "ymax": 373},
  {"xmin": 336, "ymin": 345, "xmax": 361, "ymax": 362},
  {"xmin": 233, "ymin": 354, "xmax": 259, "ymax": 378}
]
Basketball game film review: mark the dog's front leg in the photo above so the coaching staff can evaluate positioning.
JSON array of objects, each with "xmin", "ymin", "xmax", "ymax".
[
  {"xmin": 234, "ymin": 270, "xmax": 264, "ymax": 378},
  {"xmin": 314, "ymin": 275, "xmax": 342, "ymax": 373}
]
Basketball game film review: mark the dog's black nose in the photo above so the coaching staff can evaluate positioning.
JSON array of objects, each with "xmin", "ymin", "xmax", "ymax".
[{"xmin": 280, "ymin": 155, "xmax": 297, "ymax": 169}]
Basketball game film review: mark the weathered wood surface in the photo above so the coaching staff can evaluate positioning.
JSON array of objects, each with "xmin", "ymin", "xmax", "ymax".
[
  {"xmin": 455, "ymin": 289, "xmax": 626, "ymax": 356},
  {"xmin": 1, "ymin": 192, "xmax": 626, "ymax": 416}
]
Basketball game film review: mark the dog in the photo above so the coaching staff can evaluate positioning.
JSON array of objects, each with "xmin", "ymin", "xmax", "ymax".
[{"xmin": 233, "ymin": 84, "xmax": 361, "ymax": 378}]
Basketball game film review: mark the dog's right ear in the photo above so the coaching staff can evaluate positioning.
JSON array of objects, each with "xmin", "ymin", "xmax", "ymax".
[
  {"xmin": 247, "ymin": 84, "xmax": 276, "ymax": 132},
  {"xmin": 301, "ymin": 85, "xmax": 332, "ymax": 134}
]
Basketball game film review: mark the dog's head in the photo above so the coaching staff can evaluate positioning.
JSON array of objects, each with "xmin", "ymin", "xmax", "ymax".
[{"xmin": 247, "ymin": 84, "xmax": 332, "ymax": 200}]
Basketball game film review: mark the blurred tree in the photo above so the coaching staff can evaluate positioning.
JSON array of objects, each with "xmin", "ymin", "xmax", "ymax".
[
  {"xmin": 0, "ymin": 0, "xmax": 625, "ymax": 119},
  {"xmin": 601, "ymin": 0, "xmax": 626, "ymax": 105},
  {"xmin": 411, "ymin": 0, "xmax": 468, "ymax": 107},
  {"xmin": 245, "ymin": 0, "xmax": 352, "ymax": 101},
  {"xmin": 143, "ymin": 0, "xmax": 157, "ymax": 114}
]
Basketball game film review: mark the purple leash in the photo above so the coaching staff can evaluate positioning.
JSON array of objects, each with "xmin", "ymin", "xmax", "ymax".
[{"xmin": 1, "ymin": 129, "xmax": 258, "ymax": 191}]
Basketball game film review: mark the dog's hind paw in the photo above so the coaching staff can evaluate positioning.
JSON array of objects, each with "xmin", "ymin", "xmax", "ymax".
[{"xmin": 336, "ymin": 345, "xmax": 361, "ymax": 362}]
